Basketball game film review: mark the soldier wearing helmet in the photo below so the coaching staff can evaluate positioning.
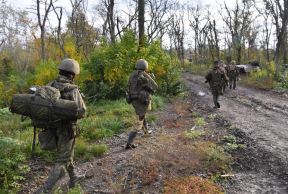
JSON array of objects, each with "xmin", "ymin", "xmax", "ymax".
[
  {"xmin": 125, "ymin": 59, "xmax": 158, "ymax": 149},
  {"xmin": 205, "ymin": 61, "xmax": 228, "ymax": 109},
  {"xmin": 227, "ymin": 60, "xmax": 239, "ymax": 89},
  {"xmin": 34, "ymin": 58, "xmax": 86, "ymax": 193},
  {"xmin": 219, "ymin": 60, "xmax": 227, "ymax": 92}
]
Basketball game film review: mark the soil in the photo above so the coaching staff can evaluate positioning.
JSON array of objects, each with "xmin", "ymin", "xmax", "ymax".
[{"xmin": 18, "ymin": 72, "xmax": 288, "ymax": 194}]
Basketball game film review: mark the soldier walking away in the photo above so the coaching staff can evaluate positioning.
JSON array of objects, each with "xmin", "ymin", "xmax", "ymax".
[
  {"xmin": 125, "ymin": 59, "xmax": 158, "ymax": 149},
  {"xmin": 205, "ymin": 61, "xmax": 228, "ymax": 109},
  {"xmin": 227, "ymin": 60, "xmax": 239, "ymax": 89},
  {"xmin": 219, "ymin": 60, "xmax": 227, "ymax": 92},
  {"xmin": 34, "ymin": 58, "xmax": 86, "ymax": 193}
]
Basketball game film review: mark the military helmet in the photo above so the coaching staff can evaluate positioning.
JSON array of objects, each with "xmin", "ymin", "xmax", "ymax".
[
  {"xmin": 135, "ymin": 59, "xmax": 148, "ymax": 70},
  {"xmin": 231, "ymin": 60, "xmax": 236, "ymax": 65},
  {"xmin": 58, "ymin": 58, "xmax": 80, "ymax": 75},
  {"xmin": 214, "ymin": 61, "xmax": 219, "ymax": 64}
]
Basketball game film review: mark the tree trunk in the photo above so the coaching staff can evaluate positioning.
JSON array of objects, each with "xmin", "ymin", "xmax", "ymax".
[{"xmin": 138, "ymin": 0, "xmax": 145, "ymax": 47}]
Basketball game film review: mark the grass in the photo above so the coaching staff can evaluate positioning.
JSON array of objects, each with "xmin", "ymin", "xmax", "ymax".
[
  {"xmin": 185, "ymin": 63, "xmax": 210, "ymax": 76},
  {"xmin": 92, "ymin": 144, "xmax": 107, "ymax": 156},
  {"xmin": 194, "ymin": 117, "xmax": 207, "ymax": 126},
  {"xmin": 207, "ymin": 114, "xmax": 217, "ymax": 119},
  {"xmin": 184, "ymin": 130, "xmax": 205, "ymax": 140},
  {"xmin": 163, "ymin": 176, "xmax": 224, "ymax": 194},
  {"xmin": 191, "ymin": 112, "xmax": 198, "ymax": 117},
  {"xmin": 146, "ymin": 113, "xmax": 158, "ymax": 122}
]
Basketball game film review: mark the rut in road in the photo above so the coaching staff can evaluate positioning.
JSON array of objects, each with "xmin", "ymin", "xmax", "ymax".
[{"xmin": 182, "ymin": 72, "xmax": 288, "ymax": 194}]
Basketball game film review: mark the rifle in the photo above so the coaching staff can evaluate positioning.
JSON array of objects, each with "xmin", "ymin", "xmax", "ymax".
[
  {"xmin": 205, "ymin": 74, "xmax": 212, "ymax": 83},
  {"xmin": 147, "ymin": 73, "xmax": 155, "ymax": 80},
  {"xmin": 118, "ymin": 84, "xmax": 129, "ymax": 95},
  {"xmin": 119, "ymin": 85, "xmax": 132, "ymax": 104}
]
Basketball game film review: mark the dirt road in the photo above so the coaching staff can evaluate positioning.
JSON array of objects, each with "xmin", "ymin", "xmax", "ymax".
[
  {"xmin": 183, "ymin": 72, "xmax": 288, "ymax": 194},
  {"xmin": 22, "ymin": 72, "xmax": 288, "ymax": 194}
]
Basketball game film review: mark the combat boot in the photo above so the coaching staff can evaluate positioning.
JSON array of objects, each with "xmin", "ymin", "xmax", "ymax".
[
  {"xmin": 213, "ymin": 96, "xmax": 218, "ymax": 109},
  {"xmin": 142, "ymin": 119, "xmax": 152, "ymax": 134},
  {"xmin": 34, "ymin": 164, "xmax": 65, "ymax": 194},
  {"xmin": 67, "ymin": 166, "xmax": 85, "ymax": 188},
  {"xmin": 126, "ymin": 130, "xmax": 137, "ymax": 149},
  {"xmin": 217, "ymin": 95, "xmax": 221, "ymax": 108}
]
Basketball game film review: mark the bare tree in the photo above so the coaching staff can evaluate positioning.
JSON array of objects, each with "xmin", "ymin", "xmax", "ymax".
[
  {"xmin": 187, "ymin": 3, "xmax": 208, "ymax": 64},
  {"xmin": 220, "ymin": 0, "xmax": 253, "ymax": 63},
  {"xmin": 254, "ymin": 2, "xmax": 273, "ymax": 62},
  {"xmin": 36, "ymin": 0, "xmax": 53, "ymax": 61},
  {"xmin": 264, "ymin": 0, "xmax": 288, "ymax": 67},
  {"xmin": 146, "ymin": 0, "xmax": 172, "ymax": 44},
  {"xmin": 168, "ymin": 3, "xmax": 185, "ymax": 66},
  {"xmin": 67, "ymin": 0, "xmax": 99, "ymax": 61},
  {"xmin": 52, "ymin": 4, "xmax": 67, "ymax": 58}
]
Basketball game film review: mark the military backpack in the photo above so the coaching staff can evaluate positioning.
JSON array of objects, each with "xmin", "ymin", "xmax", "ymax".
[{"xmin": 10, "ymin": 85, "xmax": 79, "ymax": 129}]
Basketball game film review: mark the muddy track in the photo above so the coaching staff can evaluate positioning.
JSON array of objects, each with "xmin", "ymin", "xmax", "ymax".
[{"xmin": 182, "ymin": 72, "xmax": 288, "ymax": 194}]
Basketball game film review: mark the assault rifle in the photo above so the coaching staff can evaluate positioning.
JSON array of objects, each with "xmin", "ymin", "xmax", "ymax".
[
  {"xmin": 147, "ymin": 73, "xmax": 155, "ymax": 80},
  {"xmin": 205, "ymin": 74, "xmax": 212, "ymax": 83},
  {"xmin": 118, "ymin": 84, "xmax": 129, "ymax": 94},
  {"xmin": 119, "ymin": 85, "xmax": 132, "ymax": 104}
]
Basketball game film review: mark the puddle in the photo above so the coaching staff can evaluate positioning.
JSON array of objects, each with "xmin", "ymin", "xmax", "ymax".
[{"xmin": 198, "ymin": 92, "xmax": 206, "ymax": 96}]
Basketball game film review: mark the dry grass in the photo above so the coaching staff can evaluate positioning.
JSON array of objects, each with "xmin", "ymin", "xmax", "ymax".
[{"xmin": 163, "ymin": 176, "xmax": 224, "ymax": 194}]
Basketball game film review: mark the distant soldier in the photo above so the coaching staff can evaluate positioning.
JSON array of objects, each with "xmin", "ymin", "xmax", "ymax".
[
  {"xmin": 125, "ymin": 59, "xmax": 158, "ymax": 149},
  {"xmin": 205, "ymin": 61, "xmax": 228, "ymax": 109},
  {"xmin": 219, "ymin": 60, "xmax": 227, "ymax": 92},
  {"xmin": 227, "ymin": 60, "xmax": 239, "ymax": 89}
]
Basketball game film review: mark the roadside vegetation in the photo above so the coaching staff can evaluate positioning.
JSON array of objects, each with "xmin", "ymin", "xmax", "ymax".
[{"xmin": 0, "ymin": 95, "xmax": 165, "ymax": 193}]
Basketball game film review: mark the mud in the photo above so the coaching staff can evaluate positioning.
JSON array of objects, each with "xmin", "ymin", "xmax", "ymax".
[
  {"xmin": 183, "ymin": 73, "xmax": 288, "ymax": 194},
  {"xmin": 19, "ymin": 72, "xmax": 288, "ymax": 194}
]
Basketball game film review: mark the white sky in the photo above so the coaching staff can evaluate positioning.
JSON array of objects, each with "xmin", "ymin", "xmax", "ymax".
[{"xmin": 6, "ymin": 0, "xmax": 270, "ymax": 50}]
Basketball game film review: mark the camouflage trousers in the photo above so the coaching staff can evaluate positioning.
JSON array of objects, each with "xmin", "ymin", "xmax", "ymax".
[
  {"xmin": 211, "ymin": 86, "xmax": 224, "ymax": 97},
  {"xmin": 131, "ymin": 99, "xmax": 151, "ymax": 133},
  {"xmin": 229, "ymin": 77, "xmax": 237, "ymax": 89},
  {"xmin": 54, "ymin": 126, "xmax": 76, "ymax": 170}
]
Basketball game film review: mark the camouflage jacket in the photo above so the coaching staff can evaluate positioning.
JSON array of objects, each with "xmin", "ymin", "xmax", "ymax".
[
  {"xmin": 205, "ymin": 67, "xmax": 228, "ymax": 88},
  {"xmin": 47, "ymin": 75, "xmax": 86, "ymax": 120}
]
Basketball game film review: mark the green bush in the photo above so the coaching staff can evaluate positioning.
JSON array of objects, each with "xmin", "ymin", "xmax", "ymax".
[
  {"xmin": 0, "ymin": 137, "xmax": 30, "ymax": 193},
  {"xmin": 83, "ymin": 29, "xmax": 185, "ymax": 100}
]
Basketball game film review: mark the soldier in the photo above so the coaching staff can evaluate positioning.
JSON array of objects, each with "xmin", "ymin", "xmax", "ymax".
[
  {"xmin": 205, "ymin": 61, "xmax": 228, "ymax": 109},
  {"xmin": 125, "ymin": 59, "xmax": 158, "ymax": 149},
  {"xmin": 34, "ymin": 58, "xmax": 86, "ymax": 193},
  {"xmin": 227, "ymin": 60, "xmax": 239, "ymax": 89},
  {"xmin": 219, "ymin": 60, "xmax": 227, "ymax": 92}
]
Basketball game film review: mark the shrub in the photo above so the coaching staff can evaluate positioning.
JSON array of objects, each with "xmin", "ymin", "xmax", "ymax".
[
  {"xmin": 0, "ymin": 137, "xmax": 30, "ymax": 193},
  {"xmin": 83, "ymin": 29, "xmax": 185, "ymax": 100}
]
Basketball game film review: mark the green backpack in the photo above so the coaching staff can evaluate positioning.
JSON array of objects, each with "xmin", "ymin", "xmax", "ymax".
[{"xmin": 10, "ymin": 85, "xmax": 79, "ymax": 129}]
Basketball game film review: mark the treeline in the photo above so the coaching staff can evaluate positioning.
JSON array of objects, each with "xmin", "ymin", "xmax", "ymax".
[{"xmin": 0, "ymin": 0, "xmax": 287, "ymax": 106}]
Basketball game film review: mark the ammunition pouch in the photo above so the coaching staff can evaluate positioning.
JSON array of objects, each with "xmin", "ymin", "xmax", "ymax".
[
  {"xmin": 125, "ymin": 92, "xmax": 132, "ymax": 104},
  {"xmin": 138, "ymin": 90, "xmax": 151, "ymax": 105},
  {"xmin": 38, "ymin": 129, "xmax": 57, "ymax": 150}
]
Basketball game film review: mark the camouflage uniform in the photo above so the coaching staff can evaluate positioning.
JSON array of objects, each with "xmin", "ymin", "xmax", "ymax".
[
  {"xmin": 125, "ymin": 59, "xmax": 158, "ymax": 149},
  {"xmin": 205, "ymin": 61, "xmax": 228, "ymax": 109},
  {"xmin": 219, "ymin": 60, "xmax": 227, "ymax": 92},
  {"xmin": 227, "ymin": 61, "xmax": 239, "ymax": 89},
  {"xmin": 129, "ymin": 71, "xmax": 152, "ymax": 133},
  {"xmin": 34, "ymin": 59, "xmax": 86, "ymax": 194},
  {"xmin": 47, "ymin": 75, "xmax": 86, "ymax": 168}
]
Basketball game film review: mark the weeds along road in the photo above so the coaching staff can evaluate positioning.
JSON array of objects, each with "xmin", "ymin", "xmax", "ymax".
[{"xmin": 182, "ymin": 72, "xmax": 288, "ymax": 194}]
